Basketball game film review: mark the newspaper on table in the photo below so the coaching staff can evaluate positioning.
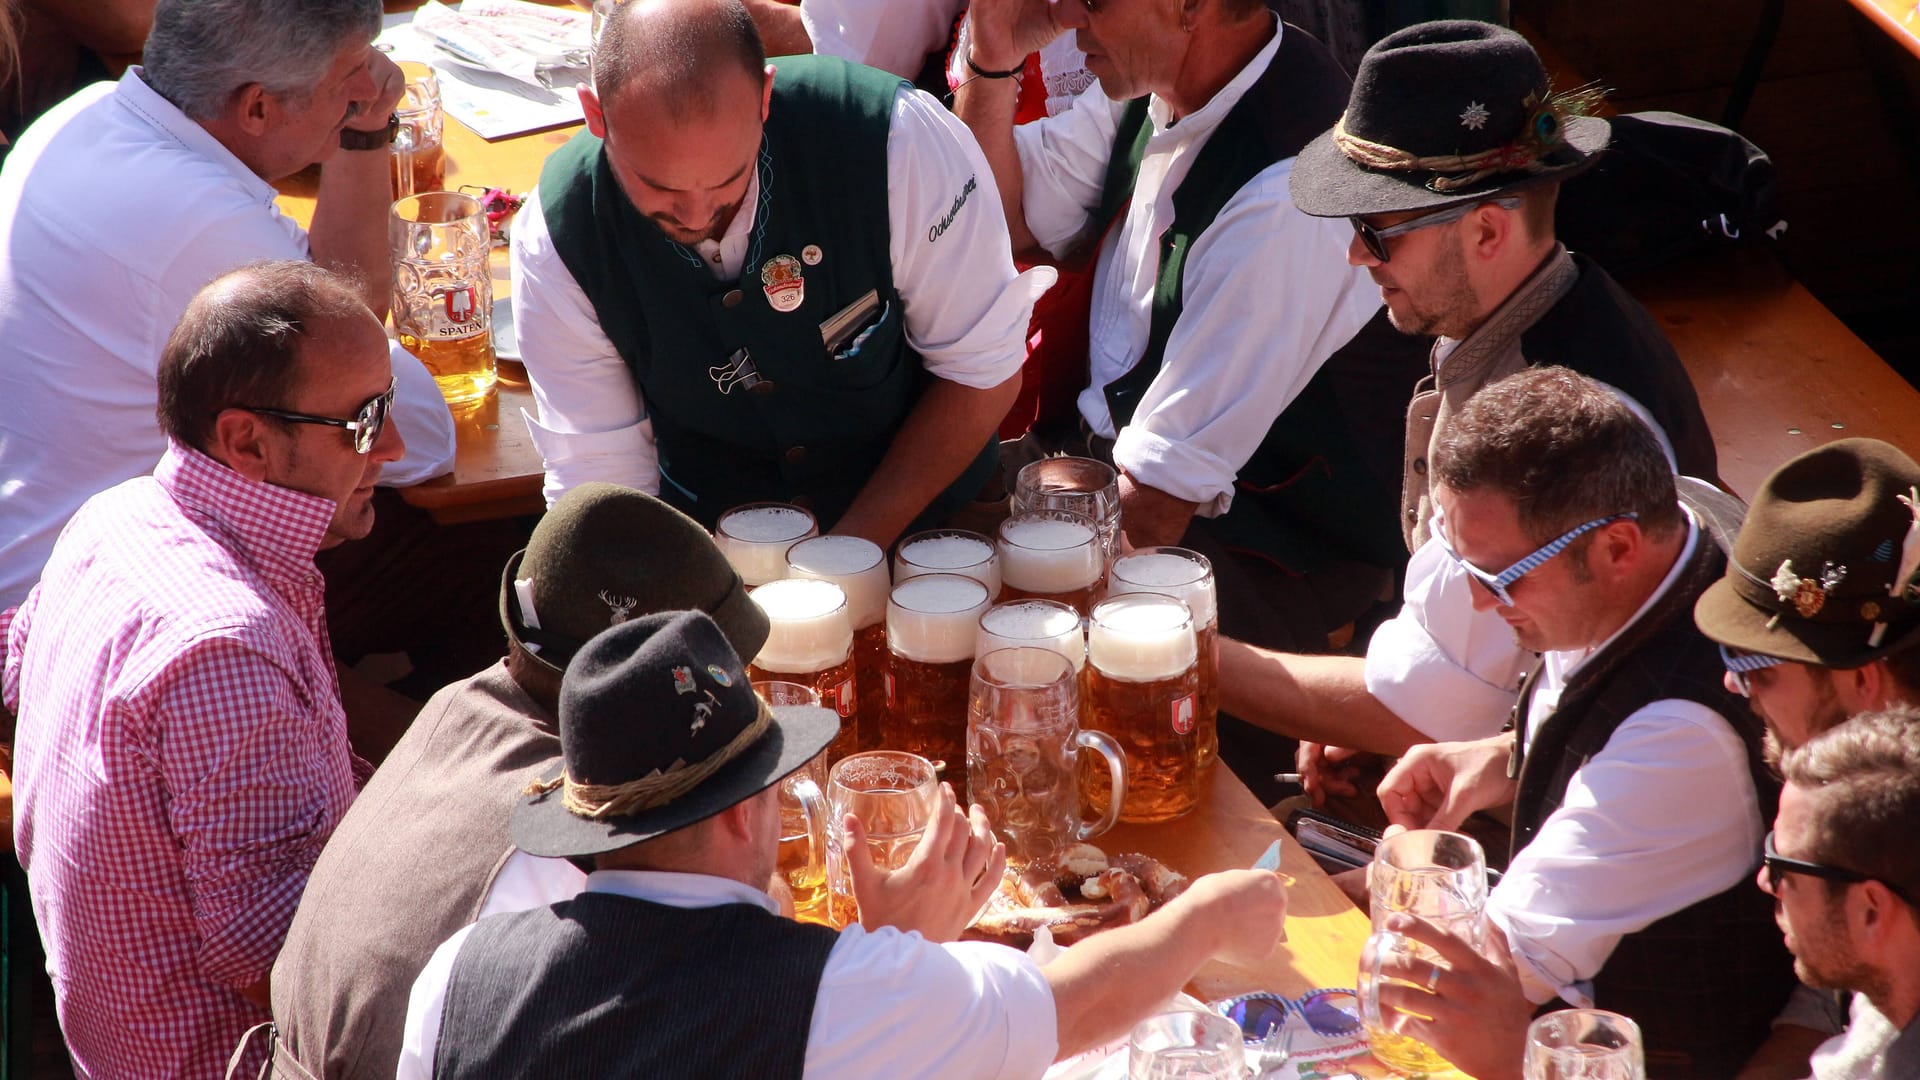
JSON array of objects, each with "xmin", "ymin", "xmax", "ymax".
[{"xmin": 376, "ymin": 0, "xmax": 591, "ymax": 140}]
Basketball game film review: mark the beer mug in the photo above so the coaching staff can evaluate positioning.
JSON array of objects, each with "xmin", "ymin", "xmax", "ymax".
[
  {"xmin": 1127, "ymin": 1011, "xmax": 1244, "ymax": 1080},
  {"xmin": 997, "ymin": 510, "xmax": 1105, "ymax": 617},
  {"xmin": 1110, "ymin": 548, "xmax": 1218, "ymax": 769},
  {"xmin": 787, "ymin": 535, "xmax": 889, "ymax": 753},
  {"xmin": 977, "ymin": 598, "xmax": 1090, "ymax": 729},
  {"xmin": 824, "ymin": 751, "xmax": 938, "ymax": 928},
  {"xmin": 1525, "ymin": 1010, "xmax": 1645, "ymax": 1080},
  {"xmin": 883, "ymin": 573, "xmax": 990, "ymax": 768},
  {"xmin": 967, "ymin": 648, "xmax": 1125, "ymax": 865},
  {"xmin": 753, "ymin": 680, "xmax": 827, "ymax": 788},
  {"xmin": 895, "ymin": 529, "xmax": 1002, "ymax": 599},
  {"xmin": 1086, "ymin": 594, "xmax": 1199, "ymax": 823},
  {"xmin": 390, "ymin": 191, "xmax": 497, "ymax": 406},
  {"xmin": 747, "ymin": 578, "xmax": 857, "ymax": 763},
  {"xmin": 1358, "ymin": 830, "xmax": 1489, "ymax": 1077},
  {"xmin": 1014, "ymin": 456, "xmax": 1123, "ymax": 564},
  {"xmin": 391, "ymin": 61, "xmax": 445, "ymax": 200},
  {"xmin": 715, "ymin": 502, "xmax": 817, "ymax": 587}
]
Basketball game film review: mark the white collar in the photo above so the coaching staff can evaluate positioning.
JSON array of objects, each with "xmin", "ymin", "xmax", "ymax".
[
  {"xmin": 1146, "ymin": 17, "xmax": 1282, "ymax": 137},
  {"xmin": 115, "ymin": 68, "xmax": 279, "ymax": 204},
  {"xmin": 584, "ymin": 868, "xmax": 780, "ymax": 915}
]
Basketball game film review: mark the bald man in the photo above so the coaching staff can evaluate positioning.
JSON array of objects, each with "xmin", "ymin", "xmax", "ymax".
[{"xmin": 510, "ymin": 0, "xmax": 1052, "ymax": 547}]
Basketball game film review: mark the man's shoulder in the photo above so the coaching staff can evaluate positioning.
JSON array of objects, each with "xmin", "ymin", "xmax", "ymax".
[{"xmin": 1525, "ymin": 255, "xmax": 1677, "ymax": 366}]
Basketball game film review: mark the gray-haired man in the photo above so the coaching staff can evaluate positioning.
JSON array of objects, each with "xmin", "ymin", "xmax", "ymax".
[{"xmin": 0, "ymin": 0, "xmax": 455, "ymax": 611}]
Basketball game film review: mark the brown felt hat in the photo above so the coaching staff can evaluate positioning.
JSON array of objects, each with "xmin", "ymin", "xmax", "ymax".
[
  {"xmin": 1695, "ymin": 439, "xmax": 1920, "ymax": 668},
  {"xmin": 499, "ymin": 483, "xmax": 769, "ymax": 677}
]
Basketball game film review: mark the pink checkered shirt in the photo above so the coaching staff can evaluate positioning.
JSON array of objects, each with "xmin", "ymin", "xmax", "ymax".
[{"xmin": 2, "ymin": 442, "xmax": 366, "ymax": 1079}]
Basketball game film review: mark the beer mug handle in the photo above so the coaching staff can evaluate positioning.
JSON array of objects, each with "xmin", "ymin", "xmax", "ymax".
[
  {"xmin": 788, "ymin": 773, "xmax": 830, "ymax": 880},
  {"xmin": 1357, "ymin": 928, "xmax": 1404, "ymax": 1030},
  {"xmin": 394, "ymin": 128, "xmax": 416, "ymax": 199},
  {"xmin": 1073, "ymin": 728, "xmax": 1128, "ymax": 841}
]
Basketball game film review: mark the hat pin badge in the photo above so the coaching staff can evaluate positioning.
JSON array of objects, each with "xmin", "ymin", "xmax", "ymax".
[{"xmin": 1772, "ymin": 559, "xmax": 1848, "ymax": 619}]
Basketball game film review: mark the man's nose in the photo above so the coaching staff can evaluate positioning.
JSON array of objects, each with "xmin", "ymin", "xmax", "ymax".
[
  {"xmin": 1347, "ymin": 228, "xmax": 1380, "ymax": 268},
  {"xmin": 1724, "ymin": 670, "xmax": 1747, "ymax": 698}
]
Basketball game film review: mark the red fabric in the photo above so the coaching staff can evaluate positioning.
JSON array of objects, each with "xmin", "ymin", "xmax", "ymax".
[{"xmin": 4, "ymin": 443, "xmax": 363, "ymax": 1078}]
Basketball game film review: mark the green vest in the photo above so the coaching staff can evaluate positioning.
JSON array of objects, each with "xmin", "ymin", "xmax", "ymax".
[
  {"xmin": 1098, "ymin": 28, "xmax": 1420, "ymax": 574},
  {"xmin": 539, "ymin": 55, "xmax": 996, "ymax": 530}
]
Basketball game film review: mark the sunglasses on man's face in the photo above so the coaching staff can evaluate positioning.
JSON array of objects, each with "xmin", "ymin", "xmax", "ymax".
[
  {"xmin": 1349, "ymin": 195, "xmax": 1523, "ymax": 263},
  {"xmin": 1432, "ymin": 512, "xmax": 1637, "ymax": 607},
  {"xmin": 1719, "ymin": 644, "xmax": 1785, "ymax": 697},
  {"xmin": 238, "ymin": 377, "xmax": 396, "ymax": 455},
  {"xmin": 1762, "ymin": 830, "xmax": 1917, "ymax": 907}
]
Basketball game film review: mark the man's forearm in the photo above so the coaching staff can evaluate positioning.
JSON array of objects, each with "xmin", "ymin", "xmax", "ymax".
[
  {"xmin": 311, "ymin": 145, "xmax": 396, "ymax": 321},
  {"xmin": 1217, "ymin": 637, "xmax": 1426, "ymax": 753},
  {"xmin": 744, "ymin": 0, "xmax": 811, "ymax": 57},
  {"xmin": 1116, "ymin": 470, "xmax": 1197, "ymax": 550},
  {"xmin": 834, "ymin": 373, "xmax": 1021, "ymax": 549},
  {"xmin": 951, "ymin": 49, "xmax": 1037, "ymax": 253},
  {"xmin": 1042, "ymin": 894, "xmax": 1224, "ymax": 1058}
]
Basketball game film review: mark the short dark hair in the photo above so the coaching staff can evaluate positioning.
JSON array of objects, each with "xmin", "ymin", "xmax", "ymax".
[
  {"xmin": 155, "ymin": 261, "xmax": 371, "ymax": 453},
  {"xmin": 1432, "ymin": 365, "xmax": 1683, "ymax": 544},
  {"xmin": 1873, "ymin": 642, "xmax": 1920, "ymax": 702},
  {"xmin": 593, "ymin": 0, "xmax": 764, "ymax": 121},
  {"xmin": 1781, "ymin": 706, "xmax": 1920, "ymax": 907}
]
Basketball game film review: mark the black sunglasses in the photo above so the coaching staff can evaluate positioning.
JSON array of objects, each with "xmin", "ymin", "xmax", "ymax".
[
  {"xmin": 1350, "ymin": 196, "xmax": 1523, "ymax": 263},
  {"xmin": 238, "ymin": 377, "xmax": 396, "ymax": 455},
  {"xmin": 1763, "ymin": 830, "xmax": 1916, "ymax": 906}
]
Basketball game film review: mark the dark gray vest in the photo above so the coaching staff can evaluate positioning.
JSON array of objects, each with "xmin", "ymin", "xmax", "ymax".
[
  {"xmin": 433, "ymin": 891, "xmax": 840, "ymax": 1079},
  {"xmin": 1508, "ymin": 534, "xmax": 1793, "ymax": 1077}
]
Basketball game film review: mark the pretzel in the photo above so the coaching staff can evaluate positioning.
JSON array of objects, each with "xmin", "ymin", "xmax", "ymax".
[{"xmin": 966, "ymin": 844, "xmax": 1179, "ymax": 948}]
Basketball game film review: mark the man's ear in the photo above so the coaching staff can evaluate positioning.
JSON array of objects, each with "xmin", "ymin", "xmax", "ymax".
[
  {"xmin": 580, "ymin": 84, "xmax": 608, "ymax": 138},
  {"xmin": 230, "ymin": 83, "xmax": 276, "ymax": 139},
  {"xmin": 761, "ymin": 64, "xmax": 775, "ymax": 122},
  {"xmin": 206, "ymin": 410, "xmax": 278, "ymax": 483}
]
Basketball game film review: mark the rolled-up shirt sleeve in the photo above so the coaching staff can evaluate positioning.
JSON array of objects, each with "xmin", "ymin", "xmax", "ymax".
[
  {"xmin": 1109, "ymin": 163, "xmax": 1378, "ymax": 513},
  {"xmin": 887, "ymin": 87, "xmax": 1053, "ymax": 389},
  {"xmin": 509, "ymin": 191, "xmax": 661, "ymax": 506},
  {"xmin": 1012, "ymin": 89, "xmax": 1121, "ymax": 259},
  {"xmin": 1365, "ymin": 532, "xmax": 1535, "ymax": 742}
]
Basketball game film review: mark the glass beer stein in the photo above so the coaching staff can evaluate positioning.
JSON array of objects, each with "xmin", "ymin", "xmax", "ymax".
[
  {"xmin": 1013, "ymin": 456, "xmax": 1123, "ymax": 565},
  {"xmin": 1109, "ymin": 548, "xmax": 1218, "ymax": 769},
  {"xmin": 747, "ymin": 578, "xmax": 857, "ymax": 763},
  {"xmin": 777, "ymin": 766, "xmax": 831, "ymax": 926},
  {"xmin": 997, "ymin": 509, "xmax": 1105, "ymax": 618},
  {"xmin": 966, "ymin": 647, "xmax": 1125, "ymax": 866},
  {"xmin": 894, "ymin": 528, "xmax": 1002, "ymax": 599},
  {"xmin": 824, "ymin": 751, "xmax": 938, "ymax": 928},
  {"xmin": 883, "ymin": 573, "xmax": 990, "ymax": 768},
  {"xmin": 1358, "ymin": 830, "xmax": 1489, "ymax": 1077},
  {"xmin": 787, "ymin": 535, "xmax": 889, "ymax": 753},
  {"xmin": 391, "ymin": 61, "xmax": 446, "ymax": 200},
  {"xmin": 714, "ymin": 502, "xmax": 817, "ymax": 587},
  {"xmin": 1085, "ymin": 594, "xmax": 1199, "ymax": 823},
  {"xmin": 1525, "ymin": 1010, "xmax": 1646, "ymax": 1080},
  {"xmin": 390, "ymin": 191, "xmax": 497, "ymax": 406}
]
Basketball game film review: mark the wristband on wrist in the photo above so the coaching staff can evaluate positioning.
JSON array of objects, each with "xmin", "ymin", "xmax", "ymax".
[{"xmin": 965, "ymin": 50, "xmax": 1023, "ymax": 80}]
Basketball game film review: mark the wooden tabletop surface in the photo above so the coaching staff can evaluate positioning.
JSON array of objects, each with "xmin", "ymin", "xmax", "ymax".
[{"xmin": 1848, "ymin": 0, "xmax": 1920, "ymax": 61}]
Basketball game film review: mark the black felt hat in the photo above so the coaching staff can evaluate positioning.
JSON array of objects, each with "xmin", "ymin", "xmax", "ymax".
[
  {"xmin": 1290, "ymin": 21, "xmax": 1609, "ymax": 217},
  {"xmin": 499, "ymin": 483, "xmax": 768, "ymax": 678},
  {"xmin": 1695, "ymin": 439, "xmax": 1920, "ymax": 669},
  {"xmin": 512, "ymin": 610, "xmax": 839, "ymax": 858}
]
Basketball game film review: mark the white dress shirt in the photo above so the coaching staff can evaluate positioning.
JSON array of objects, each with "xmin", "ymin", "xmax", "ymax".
[
  {"xmin": 1011, "ymin": 24, "xmax": 1379, "ymax": 515},
  {"xmin": 0, "ymin": 71, "xmax": 456, "ymax": 608},
  {"xmin": 398, "ymin": 869, "xmax": 1058, "ymax": 1079},
  {"xmin": 511, "ymin": 81, "xmax": 1052, "ymax": 506},
  {"xmin": 1482, "ymin": 516, "xmax": 1766, "ymax": 1006}
]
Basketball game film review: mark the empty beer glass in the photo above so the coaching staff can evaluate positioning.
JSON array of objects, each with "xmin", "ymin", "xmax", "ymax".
[
  {"xmin": 1127, "ymin": 1011, "xmax": 1244, "ymax": 1080},
  {"xmin": 967, "ymin": 648, "xmax": 1124, "ymax": 865},
  {"xmin": 391, "ymin": 191, "xmax": 497, "ymax": 406},
  {"xmin": 1014, "ymin": 456, "xmax": 1123, "ymax": 565},
  {"xmin": 1110, "ymin": 548, "xmax": 1218, "ymax": 769},
  {"xmin": 747, "ymin": 578, "xmax": 857, "ymax": 763},
  {"xmin": 894, "ymin": 529, "xmax": 1002, "ymax": 599},
  {"xmin": 391, "ymin": 61, "xmax": 445, "ymax": 199},
  {"xmin": 1086, "ymin": 594, "xmax": 1199, "ymax": 823},
  {"xmin": 997, "ymin": 509, "xmax": 1105, "ymax": 617},
  {"xmin": 715, "ymin": 502, "xmax": 817, "ymax": 587},
  {"xmin": 883, "ymin": 573, "xmax": 990, "ymax": 768},
  {"xmin": 788, "ymin": 535, "xmax": 889, "ymax": 753},
  {"xmin": 1525, "ymin": 1010, "xmax": 1645, "ymax": 1080},
  {"xmin": 1359, "ymin": 830, "xmax": 1489, "ymax": 1077},
  {"xmin": 825, "ymin": 751, "xmax": 938, "ymax": 928}
]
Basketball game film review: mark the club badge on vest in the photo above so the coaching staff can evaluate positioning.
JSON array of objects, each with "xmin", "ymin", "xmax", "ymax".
[{"xmin": 761, "ymin": 254, "xmax": 805, "ymax": 313}]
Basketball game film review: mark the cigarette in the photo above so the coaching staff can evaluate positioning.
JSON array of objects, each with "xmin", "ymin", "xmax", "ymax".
[{"xmin": 1272, "ymin": 772, "xmax": 1304, "ymax": 784}]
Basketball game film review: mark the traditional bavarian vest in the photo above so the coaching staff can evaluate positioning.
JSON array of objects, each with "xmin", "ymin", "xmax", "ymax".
[
  {"xmin": 1506, "ymin": 523, "xmax": 1793, "ymax": 1076},
  {"xmin": 433, "ymin": 891, "xmax": 840, "ymax": 1079},
  {"xmin": 539, "ymin": 55, "xmax": 996, "ymax": 530},
  {"xmin": 1095, "ymin": 27, "xmax": 1425, "ymax": 575}
]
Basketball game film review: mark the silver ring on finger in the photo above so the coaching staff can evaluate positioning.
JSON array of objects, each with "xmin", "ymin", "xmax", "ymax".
[{"xmin": 1423, "ymin": 961, "xmax": 1441, "ymax": 994}]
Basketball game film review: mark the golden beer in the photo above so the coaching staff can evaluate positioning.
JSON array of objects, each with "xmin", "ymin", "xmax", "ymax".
[
  {"xmin": 398, "ymin": 331, "xmax": 496, "ymax": 407},
  {"xmin": 884, "ymin": 574, "xmax": 990, "ymax": 767},
  {"xmin": 749, "ymin": 577, "xmax": 857, "ymax": 761},
  {"xmin": 390, "ymin": 138, "xmax": 447, "ymax": 200},
  {"xmin": 997, "ymin": 511, "xmax": 1105, "ymax": 618},
  {"xmin": 895, "ymin": 530, "xmax": 1003, "ymax": 599},
  {"xmin": 1110, "ymin": 548, "xmax": 1219, "ymax": 769},
  {"xmin": 716, "ymin": 502, "xmax": 818, "ymax": 587},
  {"xmin": 390, "ymin": 60, "xmax": 445, "ymax": 200},
  {"xmin": 1086, "ymin": 594, "xmax": 1199, "ymax": 823},
  {"xmin": 778, "ymin": 797, "xmax": 830, "ymax": 925},
  {"xmin": 1361, "ymin": 831, "xmax": 1488, "ymax": 1076},
  {"xmin": 825, "ymin": 751, "xmax": 937, "ymax": 927},
  {"xmin": 787, "ymin": 535, "xmax": 890, "ymax": 752}
]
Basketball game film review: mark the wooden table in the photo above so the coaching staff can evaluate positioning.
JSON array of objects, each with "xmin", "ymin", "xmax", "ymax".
[
  {"xmin": 1106, "ymin": 766, "xmax": 1372, "ymax": 1002},
  {"xmin": 1849, "ymin": 0, "xmax": 1920, "ymax": 61}
]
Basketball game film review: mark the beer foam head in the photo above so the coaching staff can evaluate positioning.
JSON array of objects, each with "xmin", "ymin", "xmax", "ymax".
[
  {"xmin": 886, "ymin": 573, "xmax": 989, "ymax": 664},
  {"xmin": 716, "ymin": 503, "xmax": 817, "ymax": 586},
  {"xmin": 1089, "ymin": 594, "xmax": 1196, "ymax": 682},
  {"xmin": 749, "ymin": 578, "xmax": 853, "ymax": 673},
  {"xmin": 896, "ymin": 531, "xmax": 1002, "ymax": 596},
  {"xmin": 997, "ymin": 513, "xmax": 1101, "ymax": 593},
  {"xmin": 787, "ymin": 535, "xmax": 888, "ymax": 630},
  {"xmin": 977, "ymin": 599, "xmax": 1086, "ymax": 670},
  {"xmin": 1111, "ymin": 550, "xmax": 1217, "ymax": 627}
]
